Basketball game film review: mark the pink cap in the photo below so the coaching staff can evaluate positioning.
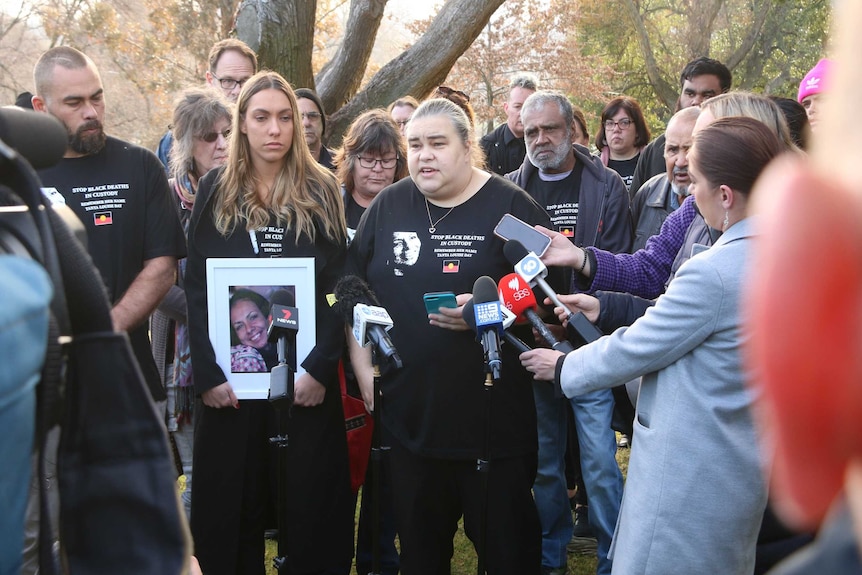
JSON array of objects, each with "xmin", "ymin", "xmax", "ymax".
[{"xmin": 797, "ymin": 58, "xmax": 832, "ymax": 103}]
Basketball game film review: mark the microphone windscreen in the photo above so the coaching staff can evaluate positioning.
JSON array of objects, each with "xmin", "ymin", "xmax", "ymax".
[
  {"xmin": 472, "ymin": 275, "xmax": 499, "ymax": 305},
  {"xmin": 269, "ymin": 288, "xmax": 295, "ymax": 307},
  {"xmin": 502, "ymin": 239, "xmax": 530, "ymax": 266},
  {"xmin": 332, "ymin": 275, "xmax": 380, "ymax": 325},
  {"xmin": 497, "ymin": 272, "xmax": 538, "ymax": 320},
  {"xmin": 0, "ymin": 107, "xmax": 67, "ymax": 169},
  {"xmin": 461, "ymin": 298, "xmax": 477, "ymax": 333}
]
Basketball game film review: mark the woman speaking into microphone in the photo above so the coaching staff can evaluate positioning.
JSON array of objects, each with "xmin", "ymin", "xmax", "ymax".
[{"xmin": 346, "ymin": 97, "xmax": 557, "ymax": 574}]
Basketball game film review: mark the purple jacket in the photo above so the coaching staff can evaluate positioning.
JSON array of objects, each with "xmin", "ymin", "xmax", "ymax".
[{"xmin": 585, "ymin": 195, "xmax": 698, "ymax": 299}]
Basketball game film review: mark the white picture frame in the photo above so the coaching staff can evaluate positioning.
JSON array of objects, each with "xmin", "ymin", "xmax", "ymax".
[{"xmin": 206, "ymin": 257, "xmax": 316, "ymax": 400}]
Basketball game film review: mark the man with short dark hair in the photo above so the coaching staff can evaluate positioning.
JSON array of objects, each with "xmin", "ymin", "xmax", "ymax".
[
  {"xmin": 156, "ymin": 39, "xmax": 257, "ymax": 168},
  {"xmin": 629, "ymin": 57, "xmax": 731, "ymax": 196},
  {"xmin": 295, "ymin": 88, "xmax": 335, "ymax": 170},
  {"xmin": 508, "ymin": 90, "xmax": 631, "ymax": 575},
  {"xmin": 481, "ymin": 74, "xmax": 538, "ymax": 175},
  {"xmin": 25, "ymin": 45, "xmax": 186, "ymax": 574}
]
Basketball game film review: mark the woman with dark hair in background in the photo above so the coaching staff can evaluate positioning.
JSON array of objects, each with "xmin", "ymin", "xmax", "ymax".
[
  {"xmin": 335, "ymin": 109, "xmax": 408, "ymax": 240},
  {"xmin": 185, "ymin": 71, "xmax": 353, "ymax": 575},
  {"xmin": 150, "ymin": 87, "xmax": 232, "ymax": 519},
  {"xmin": 595, "ymin": 96, "xmax": 650, "ymax": 192},
  {"xmin": 334, "ymin": 108, "xmax": 408, "ymax": 575}
]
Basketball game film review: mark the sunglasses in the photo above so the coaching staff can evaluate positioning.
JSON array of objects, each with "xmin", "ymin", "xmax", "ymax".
[
  {"xmin": 435, "ymin": 86, "xmax": 470, "ymax": 102},
  {"xmin": 199, "ymin": 128, "xmax": 231, "ymax": 143}
]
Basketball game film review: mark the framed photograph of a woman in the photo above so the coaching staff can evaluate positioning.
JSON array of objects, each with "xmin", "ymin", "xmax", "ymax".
[{"xmin": 206, "ymin": 257, "xmax": 316, "ymax": 399}]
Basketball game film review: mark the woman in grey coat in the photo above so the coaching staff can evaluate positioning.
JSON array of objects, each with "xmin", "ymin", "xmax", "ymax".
[{"xmin": 520, "ymin": 117, "xmax": 784, "ymax": 574}]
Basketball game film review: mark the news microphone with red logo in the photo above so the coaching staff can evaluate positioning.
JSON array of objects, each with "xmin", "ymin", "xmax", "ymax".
[
  {"xmin": 502, "ymin": 241, "xmax": 603, "ymax": 346},
  {"xmin": 497, "ymin": 273, "xmax": 575, "ymax": 354},
  {"xmin": 333, "ymin": 275, "xmax": 403, "ymax": 369},
  {"xmin": 267, "ymin": 289, "xmax": 298, "ymax": 407}
]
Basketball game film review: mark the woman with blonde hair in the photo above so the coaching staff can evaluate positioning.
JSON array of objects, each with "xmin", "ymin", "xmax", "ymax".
[{"xmin": 185, "ymin": 71, "xmax": 353, "ymax": 575}]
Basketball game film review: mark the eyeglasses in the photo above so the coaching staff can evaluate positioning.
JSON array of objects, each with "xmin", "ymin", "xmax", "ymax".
[
  {"xmin": 301, "ymin": 111, "xmax": 322, "ymax": 121},
  {"xmin": 395, "ymin": 119, "xmax": 411, "ymax": 127},
  {"xmin": 435, "ymin": 86, "xmax": 470, "ymax": 102},
  {"xmin": 199, "ymin": 128, "xmax": 231, "ymax": 143},
  {"xmin": 356, "ymin": 156, "xmax": 398, "ymax": 169},
  {"xmin": 603, "ymin": 118, "xmax": 633, "ymax": 131},
  {"xmin": 210, "ymin": 73, "xmax": 247, "ymax": 91}
]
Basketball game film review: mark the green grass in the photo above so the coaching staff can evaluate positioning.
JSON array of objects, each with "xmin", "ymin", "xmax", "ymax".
[{"xmin": 264, "ymin": 440, "xmax": 630, "ymax": 574}]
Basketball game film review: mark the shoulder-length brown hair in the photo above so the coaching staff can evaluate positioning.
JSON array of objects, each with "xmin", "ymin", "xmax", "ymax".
[
  {"xmin": 595, "ymin": 96, "xmax": 651, "ymax": 150},
  {"xmin": 214, "ymin": 71, "xmax": 346, "ymax": 245},
  {"xmin": 334, "ymin": 109, "xmax": 408, "ymax": 193}
]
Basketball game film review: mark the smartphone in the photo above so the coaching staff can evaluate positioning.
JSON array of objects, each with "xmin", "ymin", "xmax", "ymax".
[
  {"xmin": 493, "ymin": 213, "xmax": 552, "ymax": 256},
  {"xmin": 423, "ymin": 291, "xmax": 458, "ymax": 314}
]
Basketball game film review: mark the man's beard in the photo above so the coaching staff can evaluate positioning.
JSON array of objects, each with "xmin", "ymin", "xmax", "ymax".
[
  {"xmin": 670, "ymin": 181, "xmax": 689, "ymax": 198},
  {"xmin": 528, "ymin": 138, "xmax": 571, "ymax": 172},
  {"xmin": 69, "ymin": 120, "xmax": 106, "ymax": 155}
]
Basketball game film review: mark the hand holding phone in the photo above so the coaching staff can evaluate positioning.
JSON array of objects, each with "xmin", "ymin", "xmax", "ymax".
[
  {"xmin": 423, "ymin": 291, "xmax": 458, "ymax": 315},
  {"xmin": 494, "ymin": 213, "xmax": 552, "ymax": 256}
]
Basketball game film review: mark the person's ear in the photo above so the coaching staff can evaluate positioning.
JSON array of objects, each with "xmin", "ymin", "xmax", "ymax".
[
  {"xmin": 31, "ymin": 95, "xmax": 47, "ymax": 113},
  {"xmin": 719, "ymin": 184, "xmax": 734, "ymax": 209}
]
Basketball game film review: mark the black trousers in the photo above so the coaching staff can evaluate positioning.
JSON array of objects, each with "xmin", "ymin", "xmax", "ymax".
[{"xmin": 386, "ymin": 434, "xmax": 541, "ymax": 575}]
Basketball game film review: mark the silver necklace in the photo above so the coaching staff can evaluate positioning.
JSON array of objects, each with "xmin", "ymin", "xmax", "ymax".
[{"xmin": 425, "ymin": 197, "xmax": 455, "ymax": 234}]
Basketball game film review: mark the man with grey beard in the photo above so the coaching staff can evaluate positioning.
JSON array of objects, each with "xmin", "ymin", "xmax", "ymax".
[
  {"xmin": 507, "ymin": 90, "xmax": 631, "ymax": 575},
  {"xmin": 630, "ymin": 106, "xmax": 701, "ymax": 252}
]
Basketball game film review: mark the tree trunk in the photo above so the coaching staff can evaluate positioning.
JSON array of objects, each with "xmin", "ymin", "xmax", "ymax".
[
  {"xmin": 316, "ymin": 0, "xmax": 388, "ymax": 114},
  {"xmin": 622, "ymin": 0, "xmax": 678, "ymax": 111},
  {"xmin": 235, "ymin": 0, "xmax": 316, "ymax": 88},
  {"xmin": 325, "ymin": 0, "xmax": 506, "ymax": 146}
]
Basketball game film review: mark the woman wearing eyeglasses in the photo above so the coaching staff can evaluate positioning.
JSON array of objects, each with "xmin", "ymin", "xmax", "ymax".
[
  {"xmin": 335, "ymin": 109, "xmax": 409, "ymax": 242},
  {"xmin": 150, "ymin": 87, "xmax": 232, "ymax": 520},
  {"xmin": 595, "ymin": 96, "xmax": 651, "ymax": 192}
]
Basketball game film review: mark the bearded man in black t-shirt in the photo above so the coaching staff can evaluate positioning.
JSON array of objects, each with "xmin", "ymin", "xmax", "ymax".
[{"xmin": 23, "ymin": 46, "xmax": 186, "ymax": 575}]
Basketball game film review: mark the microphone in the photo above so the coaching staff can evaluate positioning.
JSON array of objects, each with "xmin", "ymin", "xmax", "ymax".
[
  {"xmin": 333, "ymin": 275, "xmax": 403, "ymax": 369},
  {"xmin": 502, "ymin": 240, "xmax": 602, "ymax": 346},
  {"xmin": 498, "ymin": 273, "xmax": 574, "ymax": 354},
  {"xmin": 267, "ymin": 289, "xmax": 297, "ymax": 408},
  {"xmin": 464, "ymin": 298, "xmax": 532, "ymax": 355},
  {"xmin": 462, "ymin": 276, "xmax": 503, "ymax": 381},
  {"xmin": 0, "ymin": 107, "xmax": 68, "ymax": 170}
]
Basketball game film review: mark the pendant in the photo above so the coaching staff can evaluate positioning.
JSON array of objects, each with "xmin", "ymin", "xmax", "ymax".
[{"xmin": 429, "ymin": 227, "xmax": 435, "ymax": 234}]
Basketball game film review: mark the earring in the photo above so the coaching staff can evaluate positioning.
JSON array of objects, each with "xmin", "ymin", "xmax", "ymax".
[{"xmin": 723, "ymin": 211, "xmax": 729, "ymax": 230}]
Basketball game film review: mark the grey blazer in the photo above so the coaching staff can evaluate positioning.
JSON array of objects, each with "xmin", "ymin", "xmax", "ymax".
[{"xmin": 559, "ymin": 217, "xmax": 767, "ymax": 575}]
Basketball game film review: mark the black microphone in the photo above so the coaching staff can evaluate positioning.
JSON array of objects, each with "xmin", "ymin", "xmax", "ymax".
[
  {"xmin": 267, "ymin": 289, "xmax": 297, "ymax": 408},
  {"xmin": 333, "ymin": 275, "xmax": 402, "ymax": 369},
  {"xmin": 502, "ymin": 240, "xmax": 602, "ymax": 346},
  {"xmin": 464, "ymin": 298, "xmax": 532, "ymax": 355},
  {"xmin": 463, "ymin": 276, "xmax": 503, "ymax": 381},
  {"xmin": 0, "ymin": 107, "xmax": 68, "ymax": 170}
]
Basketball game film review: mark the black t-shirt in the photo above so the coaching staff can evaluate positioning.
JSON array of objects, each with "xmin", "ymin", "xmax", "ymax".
[
  {"xmin": 344, "ymin": 191, "xmax": 366, "ymax": 244},
  {"xmin": 607, "ymin": 154, "xmax": 640, "ymax": 192},
  {"xmin": 348, "ymin": 174, "xmax": 550, "ymax": 459},
  {"xmin": 525, "ymin": 163, "xmax": 584, "ymax": 242},
  {"xmin": 38, "ymin": 136, "xmax": 187, "ymax": 400}
]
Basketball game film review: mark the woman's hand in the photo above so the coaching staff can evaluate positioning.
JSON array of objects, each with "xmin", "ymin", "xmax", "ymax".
[
  {"xmin": 519, "ymin": 348, "xmax": 565, "ymax": 382},
  {"xmin": 550, "ymin": 293, "xmax": 601, "ymax": 324},
  {"xmin": 428, "ymin": 292, "xmax": 472, "ymax": 331},
  {"xmin": 294, "ymin": 372, "xmax": 326, "ymax": 407},
  {"xmin": 202, "ymin": 381, "xmax": 239, "ymax": 409}
]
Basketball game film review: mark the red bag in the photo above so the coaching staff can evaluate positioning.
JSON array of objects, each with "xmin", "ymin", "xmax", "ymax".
[{"xmin": 339, "ymin": 360, "xmax": 374, "ymax": 494}]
